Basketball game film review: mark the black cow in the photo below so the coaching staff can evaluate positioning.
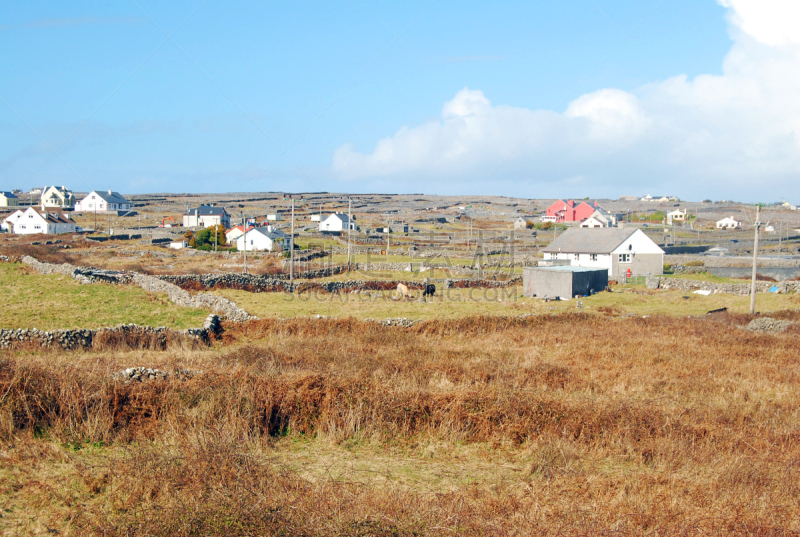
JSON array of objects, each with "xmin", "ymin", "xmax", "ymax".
[{"xmin": 423, "ymin": 284, "xmax": 436, "ymax": 297}]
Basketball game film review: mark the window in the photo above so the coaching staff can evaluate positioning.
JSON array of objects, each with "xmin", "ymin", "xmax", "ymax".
[
  {"xmin": 573, "ymin": 253, "xmax": 579, "ymax": 261},
  {"xmin": 590, "ymin": 254, "xmax": 598, "ymax": 262},
  {"xmin": 619, "ymin": 253, "xmax": 631, "ymax": 263}
]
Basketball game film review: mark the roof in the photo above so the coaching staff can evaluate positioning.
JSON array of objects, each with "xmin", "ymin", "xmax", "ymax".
[
  {"xmin": 0, "ymin": 191, "xmax": 18, "ymax": 199},
  {"xmin": 184, "ymin": 205, "xmax": 229, "ymax": 216},
  {"xmin": 90, "ymin": 190, "xmax": 129, "ymax": 204},
  {"xmin": 326, "ymin": 212, "xmax": 354, "ymax": 223},
  {"xmin": 240, "ymin": 228, "xmax": 288, "ymax": 241},
  {"xmin": 226, "ymin": 225, "xmax": 254, "ymax": 234},
  {"xmin": 526, "ymin": 266, "xmax": 607, "ymax": 273},
  {"xmin": 543, "ymin": 227, "xmax": 639, "ymax": 254}
]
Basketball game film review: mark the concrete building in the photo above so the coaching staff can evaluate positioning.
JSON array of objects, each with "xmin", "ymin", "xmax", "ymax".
[
  {"xmin": 542, "ymin": 227, "xmax": 664, "ymax": 279},
  {"xmin": 0, "ymin": 192, "xmax": 19, "ymax": 207},
  {"xmin": 183, "ymin": 206, "xmax": 231, "ymax": 228},
  {"xmin": 74, "ymin": 190, "xmax": 132, "ymax": 214},
  {"xmin": 40, "ymin": 186, "xmax": 75, "ymax": 210},
  {"xmin": 522, "ymin": 266, "xmax": 608, "ymax": 299}
]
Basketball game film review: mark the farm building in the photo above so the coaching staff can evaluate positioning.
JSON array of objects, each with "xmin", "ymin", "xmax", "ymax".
[
  {"xmin": 522, "ymin": 266, "xmax": 608, "ymax": 300},
  {"xmin": 543, "ymin": 227, "xmax": 664, "ymax": 279}
]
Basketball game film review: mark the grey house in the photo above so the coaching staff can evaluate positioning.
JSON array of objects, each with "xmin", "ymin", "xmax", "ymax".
[{"xmin": 542, "ymin": 227, "xmax": 664, "ymax": 279}]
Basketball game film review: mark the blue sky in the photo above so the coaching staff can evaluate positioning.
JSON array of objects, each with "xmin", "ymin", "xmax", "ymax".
[{"xmin": 2, "ymin": 1, "xmax": 798, "ymax": 201}]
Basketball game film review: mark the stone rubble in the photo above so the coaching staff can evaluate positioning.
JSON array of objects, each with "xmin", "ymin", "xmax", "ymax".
[{"xmin": 745, "ymin": 317, "xmax": 794, "ymax": 333}]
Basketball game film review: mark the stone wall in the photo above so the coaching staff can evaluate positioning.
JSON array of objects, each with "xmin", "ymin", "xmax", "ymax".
[
  {"xmin": 0, "ymin": 323, "xmax": 211, "ymax": 351},
  {"xmin": 20, "ymin": 256, "xmax": 253, "ymax": 322},
  {"xmin": 646, "ymin": 276, "xmax": 800, "ymax": 295}
]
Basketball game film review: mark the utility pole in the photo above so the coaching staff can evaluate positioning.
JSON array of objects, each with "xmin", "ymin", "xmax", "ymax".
[
  {"xmin": 779, "ymin": 222, "xmax": 782, "ymax": 255},
  {"xmin": 290, "ymin": 197, "xmax": 295, "ymax": 285},
  {"xmin": 750, "ymin": 204, "xmax": 761, "ymax": 315},
  {"xmin": 214, "ymin": 224, "xmax": 217, "ymax": 253},
  {"xmin": 242, "ymin": 212, "xmax": 247, "ymax": 274},
  {"xmin": 107, "ymin": 210, "xmax": 111, "ymax": 235},
  {"xmin": 387, "ymin": 220, "xmax": 390, "ymax": 262},
  {"xmin": 347, "ymin": 197, "xmax": 352, "ymax": 271}
]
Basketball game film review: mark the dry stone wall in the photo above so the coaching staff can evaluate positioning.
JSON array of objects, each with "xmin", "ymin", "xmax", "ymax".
[
  {"xmin": 646, "ymin": 276, "xmax": 800, "ymax": 295},
  {"xmin": 0, "ymin": 324, "xmax": 211, "ymax": 351},
  {"xmin": 19, "ymin": 256, "xmax": 253, "ymax": 321}
]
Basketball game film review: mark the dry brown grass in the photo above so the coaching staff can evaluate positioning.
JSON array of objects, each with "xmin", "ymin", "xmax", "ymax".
[{"xmin": 1, "ymin": 313, "xmax": 799, "ymax": 535}]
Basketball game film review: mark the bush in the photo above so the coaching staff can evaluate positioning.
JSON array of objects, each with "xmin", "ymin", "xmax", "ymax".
[{"xmin": 685, "ymin": 260, "xmax": 705, "ymax": 267}]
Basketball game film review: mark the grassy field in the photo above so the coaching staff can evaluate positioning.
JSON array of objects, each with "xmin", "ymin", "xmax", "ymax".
[
  {"xmin": 208, "ymin": 283, "xmax": 800, "ymax": 320},
  {"xmin": 0, "ymin": 263, "xmax": 208, "ymax": 329},
  {"xmin": 2, "ymin": 314, "xmax": 799, "ymax": 534}
]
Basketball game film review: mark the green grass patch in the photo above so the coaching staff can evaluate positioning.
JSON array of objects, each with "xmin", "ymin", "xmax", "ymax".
[{"xmin": 0, "ymin": 263, "xmax": 208, "ymax": 330}]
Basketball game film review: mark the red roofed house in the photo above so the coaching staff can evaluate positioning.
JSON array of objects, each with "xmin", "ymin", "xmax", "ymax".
[{"xmin": 546, "ymin": 200, "xmax": 596, "ymax": 223}]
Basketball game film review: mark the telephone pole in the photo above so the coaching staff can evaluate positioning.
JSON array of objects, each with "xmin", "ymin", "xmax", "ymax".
[
  {"xmin": 750, "ymin": 204, "xmax": 761, "ymax": 315},
  {"xmin": 386, "ymin": 220, "xmax": 390, "ymax": 262},
  {"xmin": 290, "ymin": 197, "xmax": 295, "ymax": 285},
  {"xmin": 242, "ymin": 212, "xmax": 247, "ymax": 274},
  {"xmin": 347, "ymin": 197, "xmax": 352, "ymax": 271}
]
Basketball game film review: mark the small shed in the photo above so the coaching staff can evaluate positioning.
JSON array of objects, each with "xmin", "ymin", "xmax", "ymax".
[{"xmin": 523, "ymin": 266, "xmax": 608, "ymax": 300}]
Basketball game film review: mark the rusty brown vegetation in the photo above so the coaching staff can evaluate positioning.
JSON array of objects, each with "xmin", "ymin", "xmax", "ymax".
[{"xmin": 1, "ymin": 313, "xmax": 799, "ymax": 535}]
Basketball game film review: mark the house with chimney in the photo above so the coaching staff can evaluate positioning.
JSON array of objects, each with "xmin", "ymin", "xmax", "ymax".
[
  {"xmin": 545, "ymin": 200, "xmax": 596, "ymax": 223},
  {"xmin": 183, "ymin": 206, "xmax": 231, "ymax": 228},
  {"xmin": 40, "ymin": 186, "xmax": 75, "ymax": 210},
  {"xmin": 543, "ymin": 227, "xmax": 664, "ymax": 279},
  {"xmin": 74, "ymin": 190, "xmax": 132, "ymax": 215},
  {"xmin": 5, "ymin": 207, "xmax": 77, "ymax": 235}
]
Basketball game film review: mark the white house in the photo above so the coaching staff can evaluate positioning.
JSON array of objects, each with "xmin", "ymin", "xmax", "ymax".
[
  {"xmin": 310, "ymin": 214, "xmax": 321, "ymax": 222},
  {"xmin": 266, "ymin": 214, "xmax": 283, "ymax": 222},
  {"xmin": 581, "ymin": 207, "xmax": 617, "ymax": 228},
  {"xmin": 716, "ymin": 216, "xmax": 742, "ymax": 229},
  {"xmin": 235, "ymin": 227, "xmax": 289, "ymax": 253},
  {"xmin": 542, "ymin": 227, "xmax": 664, "ymax": 279},
  {"xmin": 0, "ymin": 192, "xmax": 19, "ymax": 207},
  {"xmin": 319, "ymin": 212, "xmax": 357, "ymax": 232},
  {"xmin": 666, "ymin": 209, "xmax": 687, "ymax": 225},
  {"xmin": 183, "ymin": 206, "xmax": 231, "ymax": 228},
  {"xmin": 225, "ymin": 225, "xmax": 254, "ymax": 243},
  {"xmin": 1, "ymin": 210, "xmax": 24, "ymax": 232},
  {"xmin": 764, "ymin": 225, "xmax": 776, "ymax": 233},
  {"xmin": 580, "ymin": 216, "xmax": 606, "ymax": 228},
  {"xmin": 40, "ymin": 186, "xmax": 75, "ymax": 210},
  {"xmin": 74, "ymin": 190, "xmax": 132, "ymax": 214},
  {"xmin": 9, "ymin": 207, "xmax": 77, "ymax": 235}
]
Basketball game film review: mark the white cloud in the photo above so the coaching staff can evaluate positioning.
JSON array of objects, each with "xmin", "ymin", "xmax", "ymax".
[{"xmin": 332, "ymin": 1, "xmax": 800, "ymax": 200}]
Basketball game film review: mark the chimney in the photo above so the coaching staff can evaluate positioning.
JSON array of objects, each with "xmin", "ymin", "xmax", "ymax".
[
  {"xmin": 108, "ymin": 189, "xmax": 112, "ymax": 195},
  {"xmin": 594, "ymin": 201, "xmax": 598, "ymax": 208}
]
